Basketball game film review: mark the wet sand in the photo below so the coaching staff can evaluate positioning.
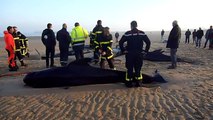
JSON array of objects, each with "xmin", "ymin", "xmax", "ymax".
[{"xmin": 0, "ymin": 32, "xmax": 212, "ymax": 119}]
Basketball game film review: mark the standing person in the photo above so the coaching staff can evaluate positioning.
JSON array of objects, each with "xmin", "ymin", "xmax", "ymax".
[
  {"xmin": 99, "ymin": 27, "xmax": 115, "ymax": 70},
  {"xmin": 89, "ymin": 31, "xmax": 93, "ymax": 48},
  {"xmin": 185, "ymin": 29, "xmax": 191, "ymax": 44},
  {"xmin": 70, "ymin": 22, "xmax": 89, "ymax": 60},
  {"xmin": 56, "ymin": 23, "xmax": 71, "ymax": 66},
  {"xmin": 17, "ymin": 31, "xmax": 29, "ymax": 57},
  {"xmin": 192, "ymin": 29, "xmax": 197, "ymax": 44},
  {"xmin": 207, "ymin": 26, "xmax": 213, "ymax": 49},
  {"xmin": 3, "ymin": 26, "xmax": 18, "ymax": 71},
  {"xmin": 203, "ymin": 26, "xmax": 212, "ymax": 48},
  {"xmin": 161, "ymin": 29, "xmax": 165, "ymax": 41},
  {"xmin": 13, "ymin": 26, "xmax": 27, "ymax": 66},
  {"xmin": 115, "ymin": 32, "xmax": 120, "ymax": 48},
  {"xmin": 166, "ymin": 20, "xmax": 181, "ymax": 69},
  {"xmin": 91, "ymin": 20, "xmax": 104, "ymax": 63},
  {"xmin": 41, "ymin": 23, "xmax": 56, "ymax": 68},
  {"xmin": 115, "ymin": 32, "xmax": 119, "ymax": 43},
  {"xmin": 13, "ymin": 27, "xmax": 29, "ymax": 57},
  {"xmin": 196, "ymin": 27, "xmax": 204, "ymax": 48},
  {"xmin": 119, "ymin": 21, "xmax": 151, "ymax": 88}
]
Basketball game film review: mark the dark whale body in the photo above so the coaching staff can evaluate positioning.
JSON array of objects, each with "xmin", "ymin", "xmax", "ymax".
[{"xmin": 23, "ymin": 58, "xmax": 167, "ymax": 88}]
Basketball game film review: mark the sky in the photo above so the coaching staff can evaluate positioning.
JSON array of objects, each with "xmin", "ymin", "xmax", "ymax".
[{"xmin": 1, "ymin": 0, "xmax": 213, "ymax": 36}]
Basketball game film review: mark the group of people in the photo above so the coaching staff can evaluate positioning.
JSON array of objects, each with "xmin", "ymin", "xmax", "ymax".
[
  {"xmin": 40, "ymin": 20, "xmax": 152, "ymax": 87},
  {"xmin": 41, "ymin": 22, "xmax": 89, "ymax": 68},
  {"xmin": 4, "ymin": 19, "xmax": 182, "ymax": 87},
  {"xmin": 41, "ymin": 20, "xmax": 115, "ymax": 69},
  {"xmin": 3, "ymin": 26, "xmax": 29, "ymax": 71},
  {"xmin": 41, "ymin": 20, "xmax": 116, "ymax": 70},
  {"xmin": 185, "ymin": 28, "xmax": 204, "ymax": 48},
  {"xmin": 184, "ymin": 26, "xmax": 213, "ymax": 49}
]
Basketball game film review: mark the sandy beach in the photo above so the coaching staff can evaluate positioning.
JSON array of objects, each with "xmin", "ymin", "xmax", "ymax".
[{"xmin": 0, "ymin": 32, "xmax": 212, "ymax": 120}]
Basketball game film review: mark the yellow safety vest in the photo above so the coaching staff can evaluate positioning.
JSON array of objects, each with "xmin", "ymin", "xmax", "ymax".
[
  {"xmin": 71, "ymin": 26, "xmax": 88, "ymax": 46},
  {"xmin": 14, "ymin": 37, "xmax": 21, "ymax": 51}
]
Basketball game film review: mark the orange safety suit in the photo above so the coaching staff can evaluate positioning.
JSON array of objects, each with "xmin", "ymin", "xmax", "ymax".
[{"xmin": 4, "ymin": 31, "xmax": 17, "ymax": 69}]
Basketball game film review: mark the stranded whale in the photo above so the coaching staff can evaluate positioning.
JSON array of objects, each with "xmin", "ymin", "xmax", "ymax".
[{"xmin": 23, "ymin": 58, "xmax": 167, "ymax": 88}]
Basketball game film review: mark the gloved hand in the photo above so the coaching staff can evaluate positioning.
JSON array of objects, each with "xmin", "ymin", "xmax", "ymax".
[
  {"xmin": 98, "ymin": 49, "xmax": 103, "ymax": 53},
  {"xmin": 102, "ymin": 51, "xmax": 106, "ymax": 56}
]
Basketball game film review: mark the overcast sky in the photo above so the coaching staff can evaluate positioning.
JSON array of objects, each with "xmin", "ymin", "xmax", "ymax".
[{"xmin": 1, "ymin": 0, "xmax": 213, "ymax": 36}]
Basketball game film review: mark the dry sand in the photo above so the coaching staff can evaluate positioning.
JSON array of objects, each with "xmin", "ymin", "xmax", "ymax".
[{"xmin": 0, "ymin": 32, "xmax": 212, "ymax": 120}]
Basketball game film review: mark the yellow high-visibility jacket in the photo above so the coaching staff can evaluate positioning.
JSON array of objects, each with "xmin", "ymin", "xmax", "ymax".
[{"xmin": 71, "ymin": 26, "xmax": 88, "ymax": 46}]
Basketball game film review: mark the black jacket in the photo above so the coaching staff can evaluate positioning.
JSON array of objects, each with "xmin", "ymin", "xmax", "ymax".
[
  {"xmin": 99, "ymin": 34, "xmax": 113, "ymax": 57},
  {"xmin": 92, "ymin": 25, "xmax": 104, "ymax": 42},
  {"xmin": 100, "ymin": 34, "xmax": 113, "ymax": 51},
  {"xmin": 56, "ymin": 28, "xmax": 71, "ymax": 49},
  {"xmin": 196, "ymin": 29, "xmax": 204, "ymax": 39},
  {"xmin": 13, "ymin": 32, "xmax": 21, "ymax": 50},
  {"xmin": 119, "ymin": 28, "xmax": 151, "ymax": 53},
  {"xmin": 41, "ymin": 29, "xmax": 56, "ymax": 48},
  {"xmin": 192, "ymin": 31, "xmax": 197, "ymax": 38},
  {"xmin": 208, "ymin": 29, "xmax": 213, "ymax": 39},
  {"xmin": 166, "ymin": 25, "xmax": 181, "ymax": 49},
  {"xmin": 185, "ymin": 31, "xmax": 191, "ymax": 37}
]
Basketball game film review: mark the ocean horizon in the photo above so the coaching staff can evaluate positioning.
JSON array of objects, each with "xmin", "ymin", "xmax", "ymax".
[
  {"xmin": 0, "ymin": 30, "xmax": 173, "ymax": 38},
  {"xmin": 0, "ymin": 29, "xmax": 207, "ymax": 38}
]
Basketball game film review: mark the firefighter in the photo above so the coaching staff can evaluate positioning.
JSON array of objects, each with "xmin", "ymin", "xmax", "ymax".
[
  {"xmin": 119, "ymin": 21, "xmax": 151, "ymax": 88},
  {"xmin": 13, "ymin": 26, "xmax": 27, "ymax": 66},
  {"xmin": 56, "ymin": 23, "xmax": 71, "ymax": 66},
  {"xmin": 91, "ymin": 20, "xmax": 104, "ymax": 63},
  {"xmin": 3, "ymin": 26, "xmax": 18, "ymax": 71},
  {"xmin": 17, "ymin": 31, "xmax": 29, "ymax": 57},
  {"xmin": 98, "ymin": 27, "xmax": 115, "ymax": 70},
  {"xmin": 70, "ymin": 22, "xmax": 89, "ymax": 60}
]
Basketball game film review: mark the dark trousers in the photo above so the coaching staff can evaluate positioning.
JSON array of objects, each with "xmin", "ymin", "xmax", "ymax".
[
  {"xmin": 15, "ymin": 51, "xmax": 24, "ymax": 63},
  {"xmin": 203, "ymin": 39, "xmax": 209, "ymax": 48},
  {"xmin": 73, "ymin": 45, "xmax": 84, "ymax": 61},
  {"xmin": 100, "ymin": 58, "xmax": 114, "ymax": 69},
  {"xmin": 193, "ymin": 37, "xmax": 196, "ymax": 44},
  {"xmin": 185, "ymin": 36, "xmax": 190, "ymax": 44},
  {"xmin": 210, "ymin": 39, "xmax": 213, "ymax": 49},
  {"xmin": 170, "ymin": 49, "xmax": 177, "ymax": 67},
  {"xmin": 93, "ymin": 49, "xmax": 100, "ymax": 60},
  {"xmin": 196, "ymin": 38, "xmax": 202, "ymax": 47},
  {"xmin": 46, "ymin": 47, "xmax": 55, "ymax": 67},
  {"xmin": 74, "ymin": 50, "xmax": 84, "ymax": 61},
  {"xmin": 60, "ymin": 47, "xmax": 69, "ymax": 66},
  {"xmin": 125, "ymin": 53, "xmax": 143, "ymax": 80}
]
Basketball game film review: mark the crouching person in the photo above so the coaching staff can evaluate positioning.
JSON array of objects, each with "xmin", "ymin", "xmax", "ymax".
[
  {"xmin": 99, "ymin": 27, "xmax": 115, "ymax": 70},
  {"xmin": 119, "ymin": 21, "xmax": 151, "ymax": 88}
]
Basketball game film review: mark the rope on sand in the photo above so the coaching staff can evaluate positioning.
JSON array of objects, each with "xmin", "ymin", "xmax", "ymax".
[
  {"xmin": 0, "ymin": 72, "xmax": 28, "ymax": 78},
  {"xmin": 35, "ymin": 48, "xmax": 42, "ymax": 60}
]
